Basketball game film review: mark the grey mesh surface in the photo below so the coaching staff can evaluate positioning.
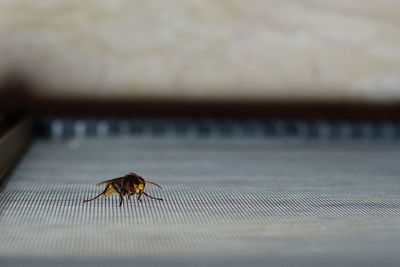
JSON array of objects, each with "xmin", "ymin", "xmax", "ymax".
[{"xmin": 1, "ymin": 138, "xmax": 400, "ymax": 266}]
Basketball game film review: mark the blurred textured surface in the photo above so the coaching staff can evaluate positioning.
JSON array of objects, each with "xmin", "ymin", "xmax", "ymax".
[
  {"xmin": 0, "ymin": 138, "xmax": 399, "ymax": 266},
  {"xmin": 1, "ymin": 1, "xmax": 400, "ymax": 101}
]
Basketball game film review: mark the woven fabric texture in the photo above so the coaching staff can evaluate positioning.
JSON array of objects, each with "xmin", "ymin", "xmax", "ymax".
[{"xmin": 0, "ymin": 139, "xmax": 399, "ymax": 266}]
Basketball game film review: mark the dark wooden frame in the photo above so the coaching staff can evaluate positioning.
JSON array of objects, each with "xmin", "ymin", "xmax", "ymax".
[{"xmin": 0, "ymin": 116, "xmax": 32, "ymax": 182}]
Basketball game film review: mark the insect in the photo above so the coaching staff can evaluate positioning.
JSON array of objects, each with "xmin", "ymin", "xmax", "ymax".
[{"xmin": 83, "ymin": 172, "xmax": 163, "ymax": 207}]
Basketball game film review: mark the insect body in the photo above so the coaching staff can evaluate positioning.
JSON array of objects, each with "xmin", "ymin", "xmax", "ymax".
[{"xmin": 83, "ymin": 173, "xmax": 163, "ymax": 207}]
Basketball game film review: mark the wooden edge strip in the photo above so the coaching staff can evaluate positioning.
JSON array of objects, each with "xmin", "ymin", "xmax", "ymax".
[{"xmin": 0, "ymin": 116, "xmax": 32, "ymax": 181}]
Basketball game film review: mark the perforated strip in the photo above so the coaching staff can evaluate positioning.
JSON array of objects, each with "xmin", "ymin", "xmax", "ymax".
[{"xmin": 37, "ymin": 118, "xmax": 400, "ymax": 141}]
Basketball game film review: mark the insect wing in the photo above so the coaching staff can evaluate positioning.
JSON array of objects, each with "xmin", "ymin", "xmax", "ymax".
[{"xmin": 96, "ymin": 177, "xmax": 123, "ymax": 186}]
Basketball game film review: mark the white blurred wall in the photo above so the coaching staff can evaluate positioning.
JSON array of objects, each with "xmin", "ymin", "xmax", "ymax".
[{"xmin": 1, "ymin": 0, "xmax": 400, "ymax": 102}]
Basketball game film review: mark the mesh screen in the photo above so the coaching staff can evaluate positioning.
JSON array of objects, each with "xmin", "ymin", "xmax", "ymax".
[{"xmin": 1, "ymin": 139, "xmax": 400, "ymax": 266}]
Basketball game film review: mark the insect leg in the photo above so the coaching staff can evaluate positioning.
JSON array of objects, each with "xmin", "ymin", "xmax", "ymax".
[
  {"xmin": 119, "ymin": 193, "xmax": 124, "ymax": 207},
  {"xmin": 137, "ymin": 192, "xmax": 143, "ymax": 202},
  {"xmin": 142, "ymin": 192, "xmax": 163, "ymax": 201},
  {"xmin": 83, "ymin": 186, "xmax": 108, "ymax": 203}
]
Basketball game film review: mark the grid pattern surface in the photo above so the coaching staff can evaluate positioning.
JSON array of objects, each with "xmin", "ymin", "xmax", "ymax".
[{"xmin": 1, "ymin": 139, "xmax": 400, "ymax": 266}]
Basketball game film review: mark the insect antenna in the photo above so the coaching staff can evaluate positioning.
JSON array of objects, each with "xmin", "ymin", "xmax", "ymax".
[
  {"xmin": 145, "ymin": 180, "xmax": 163, "ymax": 189},
  {"xmin": 142, "ymin": 192, "xmax": 163, "ymax": 201}
]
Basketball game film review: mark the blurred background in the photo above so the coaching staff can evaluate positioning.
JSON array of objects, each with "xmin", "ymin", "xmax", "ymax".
[
  {"xmin": 1, "ymin": 2, "xmax": 400, "ymax": 267},
  {"xmin": 1, "ymin": 0, "xmax": 400, "ymax": 108}
]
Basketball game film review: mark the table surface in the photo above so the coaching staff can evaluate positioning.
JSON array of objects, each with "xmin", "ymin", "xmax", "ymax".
[{"xmin": 0, "ymin": 139, "xmax": 399, "ymax": 266}]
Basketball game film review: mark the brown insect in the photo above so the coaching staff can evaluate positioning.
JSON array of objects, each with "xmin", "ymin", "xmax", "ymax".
[{"xmin": 83, "ymin": 172, "xmax": 163, "ymax": 207}]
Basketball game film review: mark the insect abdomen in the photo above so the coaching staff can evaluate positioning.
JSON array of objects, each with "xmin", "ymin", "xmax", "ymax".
[{"xmin": 104, "ymin": 184, "xmax": 117, "ymax": 196}]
